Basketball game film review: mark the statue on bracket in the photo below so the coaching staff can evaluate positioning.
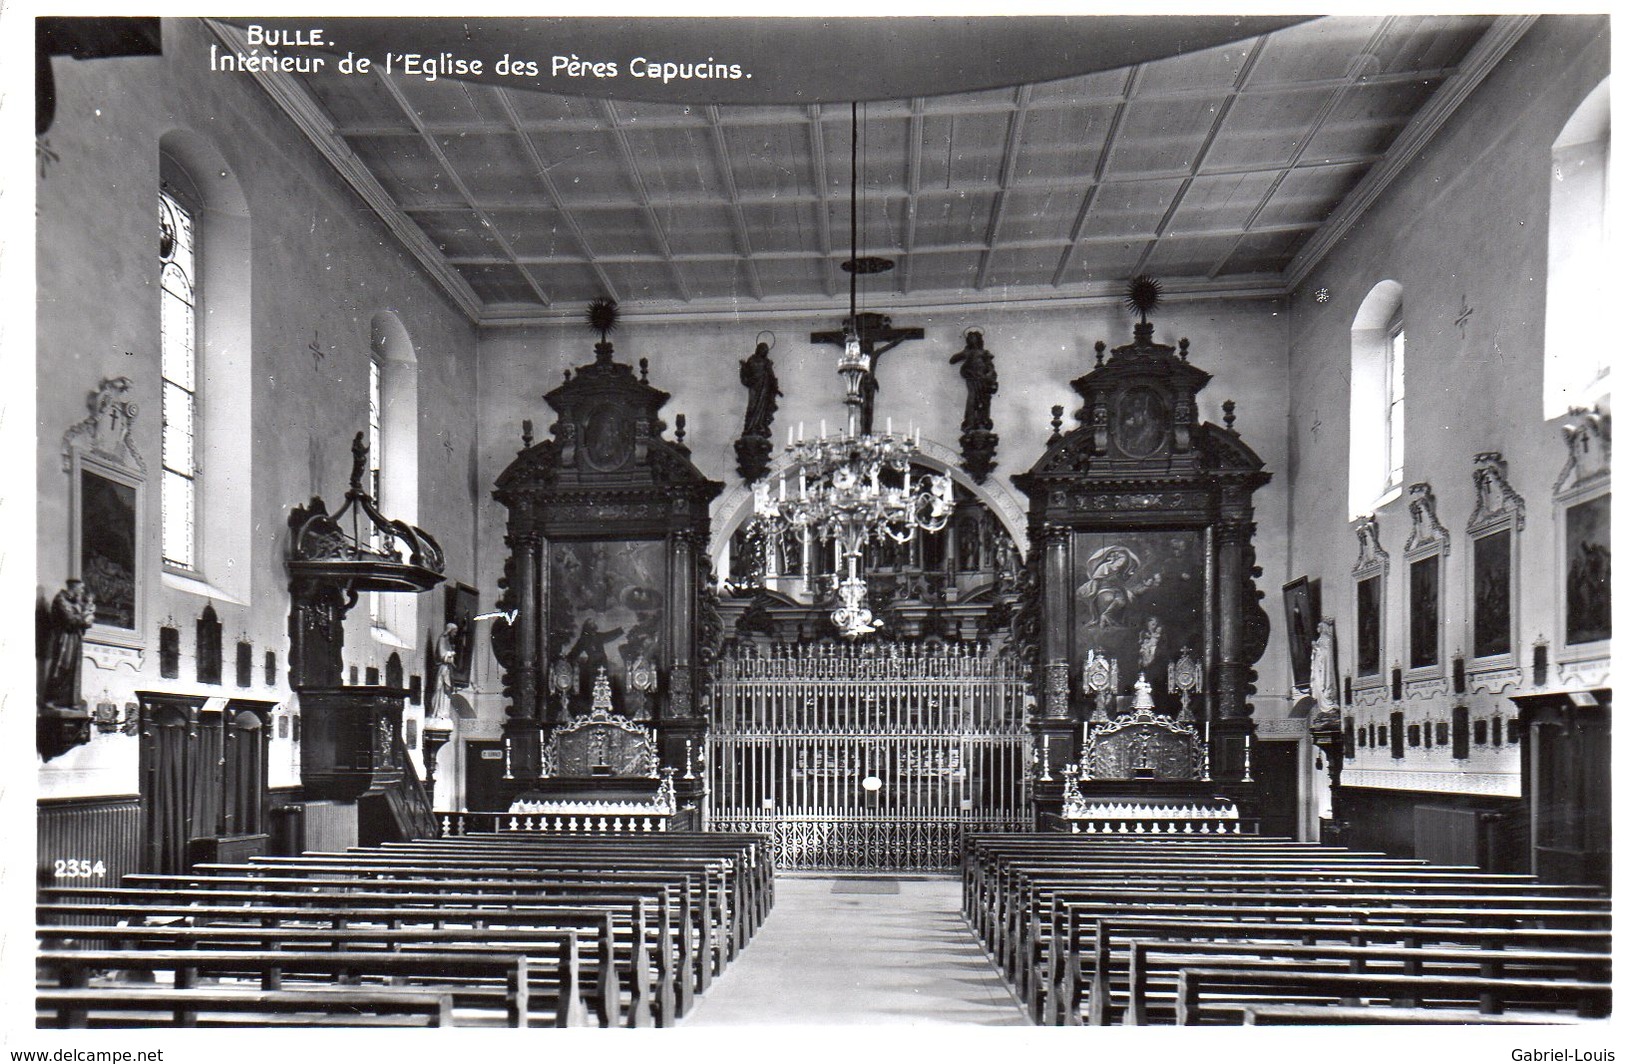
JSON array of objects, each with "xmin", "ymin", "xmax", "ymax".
[
  {"xmin": 951, "ymin": 329, "xmax": 1000, "ymax": 483},
  {"xmin": 735, "ymin": 331, "xmax": 781, "ymax": 483},
  {"xmin": 37, "ymin": 579, "xmax": 96, "ymax": 761}
]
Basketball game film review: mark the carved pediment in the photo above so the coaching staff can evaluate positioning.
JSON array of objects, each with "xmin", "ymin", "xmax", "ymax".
[
  {"xmin": 1555, "ymin": 406, "xmax": 1611, "ymax": 496},
  {"xmin": 1352, "ymin": 514, "xmax": 1389, "ymax": 578},
  {"xmin": 1467, "ymin": 452, "xmax": 1526, "ymax": 534},
  {"xmin": 1404, "ymin": 482, "xmax": 1450, "ymax": 557}
]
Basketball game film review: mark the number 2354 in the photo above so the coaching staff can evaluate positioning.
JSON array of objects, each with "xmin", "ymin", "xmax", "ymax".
[{"xmin": 53, "ymin": 858, "xmax": 107, "ymax": 879}]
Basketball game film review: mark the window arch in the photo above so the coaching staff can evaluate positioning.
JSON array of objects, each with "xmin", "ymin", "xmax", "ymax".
[
  {"xmin": 1349, "ymin": 280, "xmax": 1406, "ymax": 519},
  {"xmin": 1545, "ymin": 77, "xmax": 1610, "ymax": 419},
  {"xmin": 156, "ymin": 131, "xmax": 251, "ymax": 602},
  {"xmin": 370, "ymin": 312, "xmax": 420, "ymax": 644}
]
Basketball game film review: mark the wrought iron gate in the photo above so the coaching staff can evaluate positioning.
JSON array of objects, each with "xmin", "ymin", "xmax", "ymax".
[{"xmin": 708, "ymin": 644, "xmax": 1031, "ymax": 870}]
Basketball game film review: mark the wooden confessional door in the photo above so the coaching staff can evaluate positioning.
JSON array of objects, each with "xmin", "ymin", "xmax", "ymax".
[{"xmin": 708, "ymin": 646, "xmax": 1030, "ymax": 870}]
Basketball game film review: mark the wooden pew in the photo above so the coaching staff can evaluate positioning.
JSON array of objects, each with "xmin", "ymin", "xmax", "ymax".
[
  {"xmin": 1122, "ymin": 938, "xmax": 1612, "ymax": 1025},
  {"xmin": 1079, "ymin": 915, "xmax": 1612, "ymax": 1026},
  {"xmin": 1243, "ymin": 1005, "xmax": 1601, "ymax": 1025},
  {"xmin": 1174, "ymin": 966, "xmax": 1612, "ymax": 1024},
  {"xmin": 37, "ymin": 948, "xmax": 550, "ymax": 1027},
  {"xmin": 37, "ymin": 987, "xmax": 454, "ymax": 1028},
  {"xmin": 35, "ymin": 923, "xmax": 618, "ymax": 1026},
  {"xmin": 43, "ymin": 883, "xmax": 675, "ymax": 1027}
]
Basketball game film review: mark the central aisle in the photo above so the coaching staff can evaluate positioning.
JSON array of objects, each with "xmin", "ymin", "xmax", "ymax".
[{"xmin": 682, "ymin": 875, "xmax": 1029, "ymax": 1026}]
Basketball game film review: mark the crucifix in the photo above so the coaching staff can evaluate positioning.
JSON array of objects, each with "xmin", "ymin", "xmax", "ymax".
[
  {"xmin": 309, "ymin": 329, "xmax": 328, "ymax": 372},
  {"xmin": 811, "ymin": 311, "xmax": 925, "ymax": 436}
]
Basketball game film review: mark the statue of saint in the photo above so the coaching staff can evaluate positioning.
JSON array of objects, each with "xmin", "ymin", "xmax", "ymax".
[
  {"xmin": 38, "ymin": 580, "xmax": 95, "ymax": 709},
  {"xmin": 739, "ymin": 341, "xmax": 782, "ymax": 439},
  {"xmin": 1309, "ymin": 618, "xmax": 1341, "ymax": 715},
  {"xmin": 427, "ymin": 621, "xmax": 459, "ymax": 722},
  {"xmin": 949, "ymin": 330, "xmax": 998, "ymax": 433}
]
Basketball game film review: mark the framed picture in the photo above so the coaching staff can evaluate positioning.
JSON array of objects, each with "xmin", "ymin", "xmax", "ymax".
[
  {"xmin": 547, "ymin": 539, "xmax": 667, "ymax": 707},
  {"xmin": 1281, "ymin": 576, "xmax": 1321, "ymax": 692},
  {"xmin": 1408, "ymin": 554, "xmax": 1441, "ymax": 670},
  {"xmin": 444, "ymin": 582, "xmax": 479, "ymax": 687},
  {"xmin": 1071, "ymin": 528, "xmax": 1207, "ymax": 693},
  {"xmin": 1470, "ymin": 527, "xmax": 1515, "ymax": 662},
  {"xmin": 1562, "ymin": 491, "xmax": 1610, "ymax": 648},
  {"xmin": 1355, "ymin": 575, "xmax": 1382, "ymax": 678},
  {"xmin": 71, "ymin": 452, "xmax": 144, "ymax": 648}
]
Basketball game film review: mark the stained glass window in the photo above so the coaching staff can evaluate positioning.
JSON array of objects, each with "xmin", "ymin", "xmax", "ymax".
[{"xmin": 160, "ymin": 188, "xmax": 198, "ymax": 570}]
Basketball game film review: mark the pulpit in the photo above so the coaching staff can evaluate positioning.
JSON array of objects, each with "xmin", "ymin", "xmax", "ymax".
[
  {"xmin": 1013, "ymin": 311, "xmax": 1271, "ymax": 825},
  {"xmin": 491, "ymin": 329, "xmax": 723, "ymax": 814}
]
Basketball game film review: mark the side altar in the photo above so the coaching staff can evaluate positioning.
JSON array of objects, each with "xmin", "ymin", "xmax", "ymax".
[
  {"xmin": 1013, "ymin": 299, "xmax": 1271, "ymax": 827},
  {"xmin": 490, "ymin": 315, "xmax": 723, "ymax": 816}
]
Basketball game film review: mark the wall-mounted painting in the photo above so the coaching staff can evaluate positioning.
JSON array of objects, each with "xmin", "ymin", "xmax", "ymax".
[
  {"xmin": 444, "ymin": 582, "xmax": 479, "ymax": 687},
  {"xmin": 1281, "ymin": 576, "xmax": 1321, "ymax": 692},
  {"xmin": 1471, "ymin": 528, "xmax": 1513, "ymax": 660},
  {"xmin": 1563, "ymin": 492, "xmax": 1610, "ymax": 647},
  {"xmin": 1071, "ymin": 529, "xmax": 1205, "ymax": 693},
  {"xmin": 72, "ymin": 453, "xmax": 142, "ymax": 646},
  {"xmin": 1355, "ymin": 575, "xmax": 1382, "ymax": 678},
  {"xmin": 1408, "ymin": 554, "xmax": 1441, "ymax": 670},
  {"xmin": 547, "ymin": 539, "xmax": 667, "ymax": 709}
]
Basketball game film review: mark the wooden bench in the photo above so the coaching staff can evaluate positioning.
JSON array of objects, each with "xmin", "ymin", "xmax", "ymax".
[
  {"xmin": 37, "ymin": 986, "xmax": 454, "ymax": 1028},
  {"xmin": 1076, "ymin": 915, "xmax": 1612, "ymax": 1026},
  {"xmin": 1242, "ymin": 1004, "xmax": 1601, "ymax": 1025},
  {"xmin": 37, "ymin": 948, "xmax": 551, "ymax": 1027},
  {"xmin": 1121, "ymin": 938, "xmax": 1612, "ymax": 1025},
  {"xmin": 1174, "ymin": 966, "xmax": 1612, "ymax": 1024}
]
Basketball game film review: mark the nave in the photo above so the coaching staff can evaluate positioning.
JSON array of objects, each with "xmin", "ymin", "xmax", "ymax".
[{"xmin": 36, "ymin": 827, "xmax": 1612, "ymax": 1027}]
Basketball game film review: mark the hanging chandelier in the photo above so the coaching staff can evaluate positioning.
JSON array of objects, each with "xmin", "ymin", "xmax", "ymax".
[{"xmin": 750, "ymin": 103, "xmax": 956, "ymax": 639}]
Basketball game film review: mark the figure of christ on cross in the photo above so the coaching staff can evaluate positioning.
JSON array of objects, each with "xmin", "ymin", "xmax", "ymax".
[{"xmin": 810, "ymin": 312, "xmax": 925, "ymax": 436}]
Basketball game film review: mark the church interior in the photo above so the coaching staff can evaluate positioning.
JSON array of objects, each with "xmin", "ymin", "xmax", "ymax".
[{"xmin": 30, "ymin": 13, "xmax": 1612, "ymax": 1030}]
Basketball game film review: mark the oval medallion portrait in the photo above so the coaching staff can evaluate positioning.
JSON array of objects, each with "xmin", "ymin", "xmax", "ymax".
[
  {"xmin": 1114, "ymin": 385, "xmax": 1170, "ymax": 459},
  {"xmin": 582, "ymin": 405, "xmax": 632, "ymax": 471}
]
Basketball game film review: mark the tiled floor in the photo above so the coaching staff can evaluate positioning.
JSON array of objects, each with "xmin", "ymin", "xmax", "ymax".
[{"xmin": 682, "ymin": 875, "xmax": 1028, "ymax": 1026}]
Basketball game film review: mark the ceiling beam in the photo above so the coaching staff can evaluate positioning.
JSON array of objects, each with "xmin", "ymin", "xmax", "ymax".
[
  {"xmin": 477, "ymin": 273, "xmax": 1291, "ymax": 327},
  {"xmin": 974, "ymin": 84, "xmax": 1033, "ymax": 290},
  {"xmin": 202, "ymin": 20, "xmax": 483, "ymax": 322},
  {"xmin": 441, "ymin": 221, "xmax": 1320, "ymax": 266},
  {"xmin": 488, "ymin": 86, "xmax": 624, "ymax": 304},
  {"xmin": 703, "ymin": 104, "xmax": 765, "ymax": 301},
  {"xmin": 1208, "ymin": 18, "xmax": 1396, "ymax": 279},
  {"xmin": 1130, "ymin": 26, "xmax": 1269, "ymax": 278},
  {"xmin": 374, "ymin": 76, "xmax": 558, "ymax": 307},
  {"xmin": 899, "ymin": 97, "xmax": 925, "ymax": 295},
  {"xmin": 1051, "ymin": 64, "xmax": 1138, "ymax": 287},
  {"xmin": 805, "ymin": 104, "xmax": 835, "ymax": 299},
  {"xmin": 1282, "ymin": 14, "xmax": 1539, "ymax": 290},
  {"xmin": 324, "ymin": 64, "xmax": 1470, "ymax": 139},
  {"xmin": 598, "ymin": 99, "xmax": 692, "ymax": 302}
]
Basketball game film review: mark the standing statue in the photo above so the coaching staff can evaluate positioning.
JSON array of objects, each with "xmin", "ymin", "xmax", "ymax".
[
  {"xmin": 427, "ymin": 621, "xmax": 459, "ymax": 722},
  {"xmin": 1309, "ymin": 618, "xmax": 1341, "ymax": 716},
  {"xmin": 950, "ymin": 330, "xmax": 998, "ymax": 432},
  {"xmin": 739, "ymin": 340, "xmax": 782, "ymax": 439},
  {"xmin": 38, "ymin": 579, "xmax": 95, "ymax": 708}
]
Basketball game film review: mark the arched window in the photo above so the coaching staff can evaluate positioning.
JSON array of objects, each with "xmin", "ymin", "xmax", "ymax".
[
  {"xmin": 156, "ymin": 132, "xmax": 251, "ymax": 603},
  {"xmin": 1349, "ymin": 281, "xmax": 1405, "ymax": 519},
  {"xmin": 370, "ymin": 313, "xmax": 420, "ymax": 645},
  {"xmin": 1545, "ymin": 77, "xmax": 1610, "ymax": 418},
  {"xmin": 159, "ymin": 170, "xmax": 200, "ymax": 570}
]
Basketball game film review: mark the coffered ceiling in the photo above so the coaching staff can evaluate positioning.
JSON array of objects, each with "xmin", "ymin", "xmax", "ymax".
[{"xmin": 220, "ymin": 15, "xmax": 1535, "ymax": 323}]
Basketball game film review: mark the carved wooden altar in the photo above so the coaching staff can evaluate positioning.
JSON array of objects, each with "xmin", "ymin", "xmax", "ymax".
[
  {"xmin": 492, "ymin": 337, "xmax": 722, "ymax": 813},
  {"xmin": 1012, "ymin": 317, "xmax": 1271, "ymax": 824},
  {"xmin": 507, "ymin": 669, "xmax": 681, "ymax": 830}
]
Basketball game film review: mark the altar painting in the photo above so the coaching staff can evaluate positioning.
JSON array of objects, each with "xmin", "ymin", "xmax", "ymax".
[
  {"xmin": 1563, "ymin": 493, "xmax": 1610, "ymax": 646},
  {"xmin": 1071, "ymin": 530, "xmax": 1203, "ymax": 691},
  {"xmin": 548, "ymin": 540, "xmax": 666, "ymax": 705}
]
